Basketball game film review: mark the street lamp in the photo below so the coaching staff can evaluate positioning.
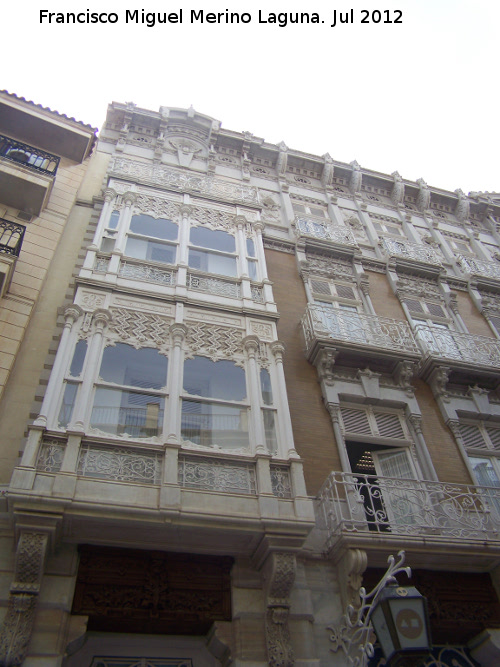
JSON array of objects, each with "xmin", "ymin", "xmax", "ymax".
[
  {"xmin": 328, "ymin": 551, "xmax": 432, "ymax": 667},
  {"xmin": 371, "ymin": 583, "xmax": 432, "ymax": 666}
]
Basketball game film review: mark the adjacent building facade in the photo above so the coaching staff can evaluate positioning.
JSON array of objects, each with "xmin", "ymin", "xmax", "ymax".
[{"xmin": 1, "ymin": 98, "xmax": 500, "ymax": 666}]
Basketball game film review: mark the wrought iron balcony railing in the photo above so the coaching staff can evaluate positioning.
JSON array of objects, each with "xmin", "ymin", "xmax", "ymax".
[
  {"xmin": 317, "ymin": 470, "xmax": 500, "ymax": 551},
  {"xmin": 381, "ymin": 237, "xmax": 443, "ymax": 267},
  {"xmin": 0, "ymin": 134, "xmax": 59, "ymax": 176},
  {"xmin": 295, "ymin": 217, "xmax": 358, "ymax": 247},
  {"xmin": 0, "ymin": 218, "xmax": 25, "ymax": 257},
  {"xmin": 415, "ymin": 323, "xmax": 500, "ymax": 369},
  {"xmin": 457, "ymin": 254, "xmax": 500, "ymax": 281},
  {"xmin": 302, "ymin": 304, "xmax": 420, "ymax": 356}
]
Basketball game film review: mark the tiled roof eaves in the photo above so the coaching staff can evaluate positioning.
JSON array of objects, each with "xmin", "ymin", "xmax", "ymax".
[{"xmin": 1, "ymin": 90, "xmax": 98, "ymax": 133}]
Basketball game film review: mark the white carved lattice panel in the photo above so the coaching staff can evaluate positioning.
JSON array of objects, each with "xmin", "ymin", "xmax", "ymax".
[{"xmin": 178, "ymin": 455, "xmax": 257, "ymax": 494}]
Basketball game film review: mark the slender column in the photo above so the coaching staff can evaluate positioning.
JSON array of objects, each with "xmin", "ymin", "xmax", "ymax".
[
  {"xmin": 34, "ymin": 305, "xmax": 83, "ymax": 428},
  {"xmin": 243, "ymin": 336, "xmax": 266, "ymax": 450},
  {"xmin": 90, "ymin": 188, "xmax": 117, "ymax": 248},
  {"xmin": 326, "ymin": 403, "xmax": 351, "ymax": 472},
  {"xmin": 235, "ymin": 216, "xmax": 249, "ymax": 277},
  {"xmin": 177, "ymin": 205, "xmax": 191, "ymax": 291},
  {"xmin": 408, "ymin": 414, "xmax": 439, "ymax": 481},
  {"xmin": 114, "ymin": 191, "xmax": 136, "ymax": 253},
  {"xmin": 253, "ymin": 221, "xmax": 268, "ymax": 281},
  {"xmin": 270, "ymin": 342, "xmax": 294, "ymax": 455},
  {"xmin": 69, "ymin": 310, "xmax": 111, "ymax": 431},
  {"xmin": 109, "ymin": 191, "xmax": 136, "ymax": 275},
  {"xmin": 166, "ymin": 324, "xmax": 187, "ymax": 442}
]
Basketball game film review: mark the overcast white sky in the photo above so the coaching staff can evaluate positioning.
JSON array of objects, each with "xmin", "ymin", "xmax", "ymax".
[{"xmin": 3, "ymin": 0, "xmax": 498, "ymax": 194}]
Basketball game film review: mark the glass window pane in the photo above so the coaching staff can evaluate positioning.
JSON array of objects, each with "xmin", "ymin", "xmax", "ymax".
[
  {"xmin": 190, "ymin": 226, "xmax": 235, "ymax": 253},
  {"xmin": 108, "ymin": 210, "xmax": 120, "ymax": 229},
  {"xmin": 181, "ymin": 399, "xmax": 249, "ymax": 448},
  {"xmin": 99, "ymin": 344, "xmax": 168, "ymax": 390},
  {"xmin": 125, "ymin": 237, "xmax": 176, "ymax": 264},
  {"xmin": 469, "ymin": 456, "xmax": 500, "ymax": 487},
  {"xmin": 69, "ymin": 340, "xmax": 87, "ymax": 377},
  {"xmin": 101, "ymin": 237, "xmax": 115, "ymax": 253},
  {"xmin": 59, "ymin": 382, "xmax": 78, "ymax": 427},
  {"xmin": 263, "ymin": 409, "xmax": 278, "ymax": 454},
  {"xmin": 188, "ymin": 249, "xmax": 237, "ymax": 277},
  {"xmin": 260, "ymin": 368, "xmax": 273, "ymax": 405},
  {"xmin": 246, "ymin": 238, "xmax": 256, "ymax": 257},
  {"xmin": 248, "ymin": 259, "xmax": 258, "ymax": 281},
  {"xmin": 183, "ymin": 356, "xmax": 246, "ymax": 401},
  {"xmin": 91, "ymin": 387, "xmax": 164, "ymax": 438},
  {"xmin": 130, "ymin": 214, "xmax": 178, "ymax": 240}
]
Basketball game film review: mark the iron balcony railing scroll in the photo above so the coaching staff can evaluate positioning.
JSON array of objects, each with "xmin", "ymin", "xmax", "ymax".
[
  {"xmin": 317, "ymin": 470, "xmax": 500, "ymax": 551},
  {"xmin": 0, "ymin": 218, "xmax": 25, "ymax": 257},
  {"xmin": 302, "ymin": 304, "xmax": 420, "ymax": 356},
  {"xmin": 295, "ymin": 216, "xmax": 359, "ymax": 248},
  {"xmin": 0, "ymin": 134, "xmax": 59, "ymax": 176},
  {"xmin": 457, "ymin": 254, "xmax": 500, "ymax": 282},
  {"xmin": 381, "ymin": 237, "xmax": 443, "ymax": 267},
  {"xmin": 414, "ymin": 323, "xmax": 500, "ymax": 369}
]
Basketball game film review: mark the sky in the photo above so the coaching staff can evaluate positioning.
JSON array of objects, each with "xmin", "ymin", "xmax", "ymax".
[{"xmin": 2, "ymin": 0, "xmax": 498, "ymax": 195}]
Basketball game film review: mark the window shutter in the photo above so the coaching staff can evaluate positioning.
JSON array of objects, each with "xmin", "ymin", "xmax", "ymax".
[
  {"xmin": 489, "ymin": 316, "xmax": 500, "ymax": 335},
  {"xmin": 486, "ymin": 427, "xmax": 500, "ymax": 451},
  {"xmin": 340, "ymin": 408, "xmax": 372, "ymax": 435},
  {"xmin": 309, "ymin": 206, "xmax": 325, "ymax": 218},
  {"xmin": 336, "ymin": 284, "xmax": 356, "ymax": 300},
  {"xmin": 404, "ymin": 299, "xmax": 425, "ymax": 313},
  {"xmin": 426, "ymin": 302, "xmax": 446, "ymax": 318},
  {"xmin": 459, "ymin": 424, "xmax": 487, "ymax": 450},
  {"xmin": 311, "ymin": 279, "xmax": 331, "ymax": 295},
  {"xmin": 374, "ymin": 412, "xmax": 405, "ymax": 439}
]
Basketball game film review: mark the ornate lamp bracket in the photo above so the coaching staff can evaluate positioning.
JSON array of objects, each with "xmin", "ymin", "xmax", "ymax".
[{"xmin": 328, "ymin": 550, "xmax": 411, "ymax": 667}]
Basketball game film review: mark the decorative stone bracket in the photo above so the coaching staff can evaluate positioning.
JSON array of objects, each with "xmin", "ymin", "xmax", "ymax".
[
  {"xmin": 262, "ymin": 552, "xmax": 297, "ymax": 667},
  {"xmin": 0, "ymin": 531, "xmax": 50, "ymax": 666}
]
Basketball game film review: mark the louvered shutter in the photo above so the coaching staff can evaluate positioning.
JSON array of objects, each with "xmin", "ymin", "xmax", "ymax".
[
  {"xmin": 486, "ymin": 427, "xmax": 500, "ymax": 451},
  {"xmin": 340, "ymin": 408, "xmax": 372, "ymax": 435},
  {"xmin": 374, "ymin": 412, "xmax": 405, "ymax": 439},
  {"xmin": 459, "ymin": 424, "xmax": 487, "ymax": 450}
]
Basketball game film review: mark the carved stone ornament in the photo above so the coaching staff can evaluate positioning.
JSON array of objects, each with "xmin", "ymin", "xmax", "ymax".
[
  {"xmin": 107, "ymin": 307, "xmax": 172, "ymax": 354},
  {"xmin": 0, "ymin": 532, "xmax": 49, "ymax": 666},
  {"xmin": 349, "ymin": 160, "xmax": 362, "ymax": 193},
  {"xmin": 391, "ymin": 171, "xmax": 405, "ymax": 205},
  {"xmin": 454, "ymin": 188, "xmax": 470, "ymax": 222},
  {"xmin": 416, "ymin": 178, "xmax": 431, "ymax": 212},
  {"xmin": 305, "ymin": 253, "xmax": 354, "ymax": 280},
  {"xmin": 263, "ymin": 553, "xmax": 297, "ymax": 667},
  {"xmin": 185, "ymin": 321, "xmax": 244, "ymax": 361},
  {"xmin": 190, "ymin": 205, "xmax": 236, "ymax": 232},
  {"xmin": 134, "ymin": 193, "xmax": 181, "ymax": 219},
  {"xmin": 321, "ymin": 153, "xmax": 335, "ymax": 188},
  {"xmin": 168, "ymin": 138, "xmax": 204, "ymax": 168},
  {"xmin": 260, "ymin": 193, "xmax": 281, "ymax": 223},
  {"xmin": 395, "ymin": 273, "xmax": 441, "ymax": 300}
]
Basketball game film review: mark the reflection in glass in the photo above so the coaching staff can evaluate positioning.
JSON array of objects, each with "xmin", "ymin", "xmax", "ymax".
[
  {"xmin": 130, "ymin": 214, "xmax": 178, "ymax": 240},
  {"xmin": 125, "ymin": 237, "xmax": 176, "ymax": 264},
  {"xmin": 263, "ymin": 409, "xmax": 278, "ymax": 454},
  {"xmin": 183, "ymin": 356, "xmax": 246, "ymax": 400},
  {"xmin": 190, "ymin": 226, "xmax": 235, "ymax": 252},
  {"xmin": 108, "ymin": 210, "xmax": 120, "ymax": 229},
  {"xmin": 59, "ymin": 382, "xmax": 78, "ymax": 427},
  {"xmin": 69, "ymin": 340, "xmax": 87, "ymax": 377},
  {"xmin": 91, "ymin": 387, "xmax": 164, "ymax": 438},
  {"xmin": 181, "ymin": 399, "xmax": 249, "ymax": 448},
  {"xmin": 99, "ymin": 344, "xmax": 168, "ymax": 389},
  {"xmin": 246, "ymin": 238, "xmax": 256, "ymax": 257},
  {"xmin": 260, "ymin": 368, "xmax": 273, "ymax": 405},
  {"xmin": 188, "ymin": 248, "xmax": 237, "ymax": 277}
]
